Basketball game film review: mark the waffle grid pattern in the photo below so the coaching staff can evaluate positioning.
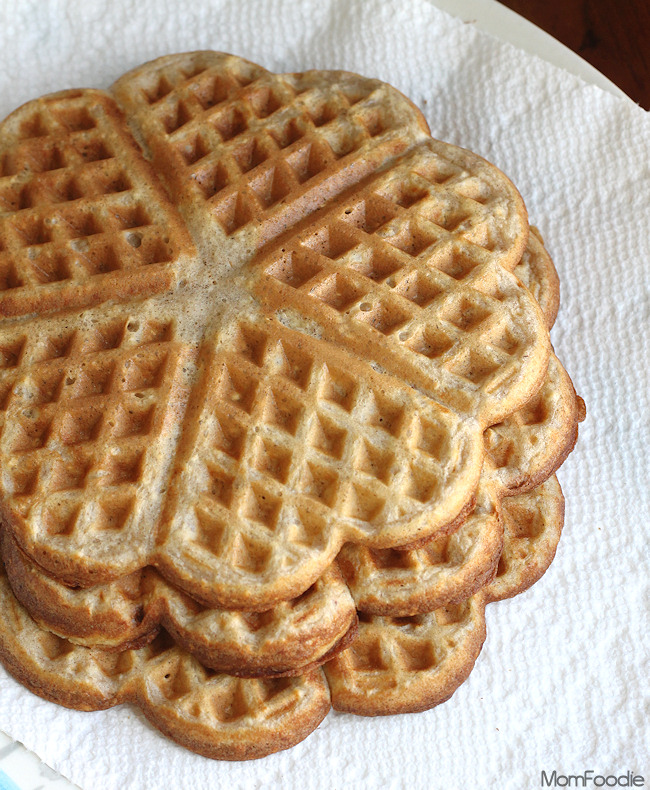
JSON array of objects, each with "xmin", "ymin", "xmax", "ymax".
[
  {"xmin": 0, "ymin": 91, "xmax": 187, "ymax": 318},
  {"xmin": 484, "ymin": 354, "xmax": 577, "ymax": 492},
  {"xmin": 325, "ymin": 474, "xmax": 564, "ymax": 715},
  {"xmin": 324, "ymin": 596, "xmax": 485, "ymax": 714},
  {"xmin": 339, "ymin": 352, "xmax": 574, "ymax": 616},
  {"xmin": 338, "ymin": 599, "xmax": 478, "ymax": 676},
  {"xmin": 0, "ymin": 53, "xmax": 583, "ymax": 762},
  {"xmin": 259, "ymin": 141, "xmax": 542, "ymax": 420},
  {"xmin": 486, "ymin": 476, "xmax": 565, "ymax": 601},
  {"xmin": 340, "ymin": 483, "xmax": 503, "ymax": 616},
  {"xmin": 115, "ymin": 53, "xmax": 426, "ymax": 241},
  {"xmin": 161, "ymin": 318, "xmax": 480, "ymax": 607},
  {"xmin": 0, "ymin": 310, "xmax": 189, "ymax": 573}
]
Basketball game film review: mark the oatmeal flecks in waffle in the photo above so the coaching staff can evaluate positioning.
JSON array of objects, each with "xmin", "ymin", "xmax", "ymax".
[{"xmin": 0, "ymin": 52, "xmax": 550, "ymax": 609}]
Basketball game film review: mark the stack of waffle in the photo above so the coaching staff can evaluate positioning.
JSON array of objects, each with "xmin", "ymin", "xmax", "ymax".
[{"xmin": 0, "ymin": 52, "xmax": 584, "ymax": 760}]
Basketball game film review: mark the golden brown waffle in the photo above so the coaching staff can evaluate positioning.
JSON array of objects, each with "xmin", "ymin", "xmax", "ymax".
[
  {"xmin": 0, "ymin": 50, "xmax": 585, "ymax": 763},
  {"xmin": 339, "ymin": 353, "xmax": 580, "ymax": 615},
  {"xmin": 513, "ymin": 227, "xmax": 560, "ymax": 330},
  {"xmin": 326, "ymin": 237, "xmax": 581, "ymax": 712},
  {"xmin": 0, "ymin": 554, "xmax": 331, "ymax": 760},
  {"xmin": 111, "ymin": 52, "xmax": 431, "ymax": 248},
  {"xmin": 325, "ymin": 474, "xmax": 565, "ymax": 715},
  {"xmin": 114, "ymin": 51, "xmax": 546, "ymax": 428},
  {"xmin": 3, "ymin": 535, "xmax": 357, "ymax": 677},
  {"xmin": 0, "ymin": 302, "xmax": 195, "ymax": 580},
  {"xmin": 154, "ymin": 322, "xmax": 485, "ymax": 609},
  {"xmin": 483, "ymin": 476, "xmax": 566, "ymax": 604},
  {"xmin": 0, "ymin": 472, "xmax": 564, "ymax": 756},
  {"xmin": 0, "ymin": 53, "xmax": 552, "ymax": 612},
  {"xmin": 1, "ymin": 233, "xmax": 578, "ymax": 677}
]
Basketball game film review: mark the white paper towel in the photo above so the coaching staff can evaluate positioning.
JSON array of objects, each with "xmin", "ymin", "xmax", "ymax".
[{"xmin": 0, "ymin": 1, "xmax": 648, "ymax": 788}]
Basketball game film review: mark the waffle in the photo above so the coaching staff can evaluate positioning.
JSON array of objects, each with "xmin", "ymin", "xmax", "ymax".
[
  {"xmin": 0, "ymin": 472, "xmax": 564, "ymax": 757},
  {"xmin": 325, "ymin": 474, "xmax": 565, "ymax": 715},
  {"xmin": 0, "ymin": 53, "xmax": 552, "ymax": 612},
  {"xmin": 339, "ymin": 352, "xmax": 580, "ymax": 615},
  {"xmin": 0, "ymin": 53, "xmax": 581, "ymax": 759},
  {"xmin": 0, "ymin": 336, "xmax": 577, "ymax": 753},
  {"xmin": 2, "ymin": 349, "xmax": 579, "ymax": 671},
  {"xmin": 1, "ymin": 233, "xmax": 578, "ymax": 675},
  {"xmin": 2, "ymin": 534, "xmax": 358, "ymax": 676}
]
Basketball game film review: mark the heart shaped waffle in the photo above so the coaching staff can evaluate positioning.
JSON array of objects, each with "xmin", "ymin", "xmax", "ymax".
[
  {"xmin": 0, "ymin": 53, "xmax": 550, "ymax": 612},
  {"xmin": 340, "ymin": 353, "xmax": 580, "ymax": 616},
  {"xmin": 2, "ymin": 348, "xmax": 575, "ymax": 672}
]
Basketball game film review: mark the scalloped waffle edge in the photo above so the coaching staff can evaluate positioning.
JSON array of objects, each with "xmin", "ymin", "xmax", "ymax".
[
  {"xmin": 326, "ymin": 474, "xmax": 565, "ymax": 715},
  {"xmin": 0, "ymin": 471, "xmax": 565, "ymax": 757}
]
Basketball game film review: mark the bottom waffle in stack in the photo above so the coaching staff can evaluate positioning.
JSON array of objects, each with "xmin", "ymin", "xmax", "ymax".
[{"xmin": 0, "ymin": 231, "xmax": 583, "ymax": 760}]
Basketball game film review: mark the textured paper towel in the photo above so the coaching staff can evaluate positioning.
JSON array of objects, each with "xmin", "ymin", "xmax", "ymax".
[{"xmin": 0, "ymin": 1, "xmax": 648, "ymax": 788}]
